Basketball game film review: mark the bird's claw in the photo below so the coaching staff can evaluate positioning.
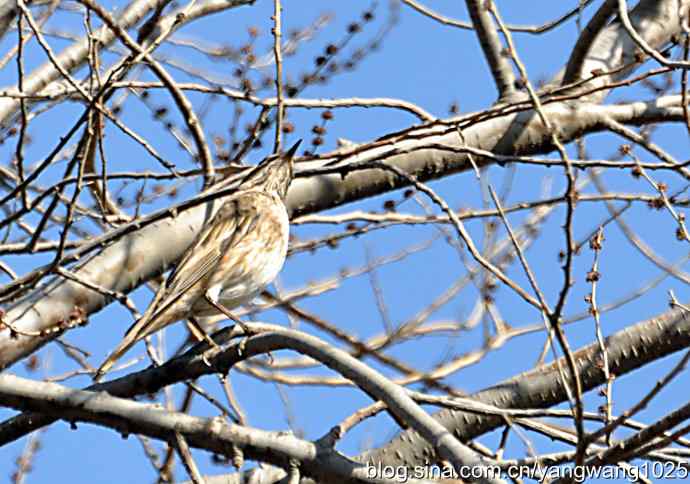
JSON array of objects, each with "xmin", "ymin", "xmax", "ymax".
[
  {"xmin": 201, "ymin": 350, "xmax": 213, "ymax": 367},
  {"xmin": 238, "ymin": 336, "xmax": 248, "ymax": 356}
]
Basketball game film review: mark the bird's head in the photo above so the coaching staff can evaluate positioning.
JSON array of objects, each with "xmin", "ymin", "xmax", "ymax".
[{"xmin": 239, "ymin": 140, "xmax": 301, "ymax": 199}]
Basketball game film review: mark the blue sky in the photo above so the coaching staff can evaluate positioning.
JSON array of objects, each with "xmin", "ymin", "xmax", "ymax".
[{"xmin": 1, "ymin": 1, "xmax": 689, "ymax": 482}]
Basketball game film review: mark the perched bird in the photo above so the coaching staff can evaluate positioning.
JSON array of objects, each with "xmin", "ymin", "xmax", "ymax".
[{"xmin": 95, "ymin": 140, "xmax": 301, "ymax": 379}]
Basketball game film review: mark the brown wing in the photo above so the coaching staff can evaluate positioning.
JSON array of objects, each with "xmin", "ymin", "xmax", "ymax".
[
  {"xmin": 140, "ymin": 194, "xmax": 265, "ymax": 332},
  {"xmin": 94, "ymin": 194, "xmax": 266, "ymax": 380}
]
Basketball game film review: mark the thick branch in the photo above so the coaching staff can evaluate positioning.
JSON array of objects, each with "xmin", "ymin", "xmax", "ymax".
[
  {"xmin": 0, "ymin": 373, "xmax": 374, "ymax": 484},
  {"xmin": 0, "ymin": 325, "xmax": 502, "ymax": 483},
  {"xmin": 0, "ymin": 0, "xmax": 254, "ymax": 125},
  {"xmin": 0, "ymin": 81, "xmax": 687, "ymax": 369},
  {"xmin": 465, "ymin": 0, "xmax": 516, "ymax": 101},
  {"xmin": 554, "ymin": 0, "xmax": 682, "ymax": 102},
  {"xmin": 3, "ymin": 300, "xmax": 690, "ymax": 480},
  {"xmin": 362, "ymin": 306, "xmax": 690, "ymax": 467},
  {"xmin": 0, "ymin": 2, "xmax": 16, "ymax": 43},
  {"xmin": 562, "ymin": 0, "xmax": 618, "ymax": 84},
  {"xmin": 0, "ymin": 0, "xmax": 686, "ymax": 384},
  {"xmin": 0, "ymin": 0, "xmax": 158, "ymax": 124}
]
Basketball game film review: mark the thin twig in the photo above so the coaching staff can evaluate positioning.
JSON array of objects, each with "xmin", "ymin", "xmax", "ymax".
[{"xmin": 272, "ymin": 0, "xmax": 284, "ymax": 151}]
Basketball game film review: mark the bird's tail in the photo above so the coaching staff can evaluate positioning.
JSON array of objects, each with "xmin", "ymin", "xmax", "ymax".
[
  {"xmin": 93, "ymin": 317, "xmax": 149, "ymax": 381},
  {"xmin": 94, "ymin": 289, "xmax": 168, "ymax": 381},
  {"xmin": 94, "ymin": 278, "xmax": 175, "ymax": 381}
]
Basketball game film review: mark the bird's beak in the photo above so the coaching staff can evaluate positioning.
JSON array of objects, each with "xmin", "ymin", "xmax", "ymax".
[{"xmin": 285, "ymin": 139, "xmax": 302, "ymax": 158}]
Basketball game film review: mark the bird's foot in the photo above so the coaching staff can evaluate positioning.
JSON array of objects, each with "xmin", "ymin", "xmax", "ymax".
[
  {"xmin": 201, "ymin": 350, "xmax": 213, "ymax": 367},
  {"xmin": 234, "ymin": 320, "xmax": 255, "ymax": 335}
]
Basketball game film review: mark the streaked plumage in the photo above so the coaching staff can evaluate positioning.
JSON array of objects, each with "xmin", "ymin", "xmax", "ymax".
[{"xmin": 95, "ymin": 141, "xmax": 300, "ymax": 379}]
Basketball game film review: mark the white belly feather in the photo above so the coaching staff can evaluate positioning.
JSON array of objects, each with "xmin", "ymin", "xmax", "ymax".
[{"xmin": 215, "ymin": 203, "xmax": 289, "ymax": 309}]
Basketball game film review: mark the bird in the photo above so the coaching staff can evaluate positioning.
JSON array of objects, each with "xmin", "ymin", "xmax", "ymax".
[{"xmin": 95, "ymin": 140, "xmax": 301, "ymax": 380}]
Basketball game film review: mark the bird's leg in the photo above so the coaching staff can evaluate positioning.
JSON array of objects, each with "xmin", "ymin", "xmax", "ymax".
[
  {"xmin": 185, "ymin": 317, "xmax": 207, "ymax": 343},
  {"xmin": 204, "ymin": 294, "xmax": 253, "ymax": 335},
  {"xmin": 186, "ymin": 317, "xmax": 222, "ymax": 368}
]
